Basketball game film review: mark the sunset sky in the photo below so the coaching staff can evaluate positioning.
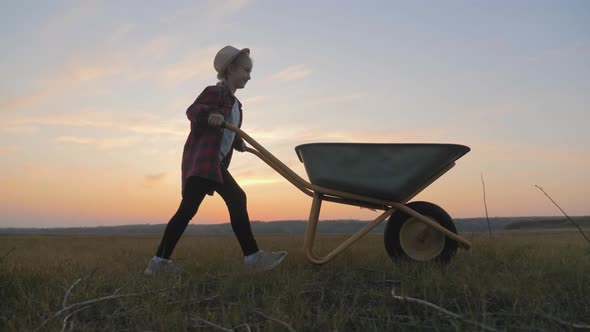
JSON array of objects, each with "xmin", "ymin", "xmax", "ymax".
[{"xmin": 1, "ymin": 1, "xmax": 589, "ymax": 228}]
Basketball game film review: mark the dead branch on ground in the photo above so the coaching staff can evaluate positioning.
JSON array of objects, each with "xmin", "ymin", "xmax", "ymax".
[
  {"xmin": 36, "ymin": 275, "xmax": 182, "ymax": 331},
  {"xmin": 190, "ymin": 315, "xmax": 233, "ymax": 331},
  {"xmin": 62, "ymin": 278, "xmax": 82, "ymax": 309},
  {"xmin": 233, "ymin": 323, "xmax": 252, "ymax": 331},
  {"xmin": 537, "ymin": 312, "xmax": 590, "ymax": 330},
  {"xmin": 0, "ymin": 247, "xmax": 16, "ymax": 263},
  {"xmin": 391, "ymin": 289, "xmax": 498, "ymax": 332},
  {"xmin": 60, "ymin": 305, "xmax": 91, "ymax": 332},
  {"xmin": 255, "ymin": 310, "xmax": 296, "ymax": 332}
]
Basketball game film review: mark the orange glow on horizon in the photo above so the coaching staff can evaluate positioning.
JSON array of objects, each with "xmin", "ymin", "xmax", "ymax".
[{"xmin": 1, "ymin": 118, "xmax": 589, "ymax": 228}]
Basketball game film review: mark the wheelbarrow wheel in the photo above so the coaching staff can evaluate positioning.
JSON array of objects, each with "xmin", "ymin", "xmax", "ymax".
[{"xmin": 384, "ymin": 201, "xmax": 458, "ymax": 263}]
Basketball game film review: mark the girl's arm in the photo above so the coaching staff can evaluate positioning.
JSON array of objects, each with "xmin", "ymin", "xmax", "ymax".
[{"xmin": 186, "ymin": 86, "xmax": 224, "ymax": 125}]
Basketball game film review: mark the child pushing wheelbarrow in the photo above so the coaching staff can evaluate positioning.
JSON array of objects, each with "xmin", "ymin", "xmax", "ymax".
[{"xmin": 146, "ymin": 45, "xmax": 471, "ymax": 276}]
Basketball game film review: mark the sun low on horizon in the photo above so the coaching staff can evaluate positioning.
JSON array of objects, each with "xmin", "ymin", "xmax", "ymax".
[{"xmin": 1, "ymin": 1, "xmax": 589, "ymax": 228}]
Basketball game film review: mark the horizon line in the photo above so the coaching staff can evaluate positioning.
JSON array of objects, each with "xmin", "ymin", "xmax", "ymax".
[{"xmin": 1, "ymin": 215, "xmax": 587, "ymax": 230}]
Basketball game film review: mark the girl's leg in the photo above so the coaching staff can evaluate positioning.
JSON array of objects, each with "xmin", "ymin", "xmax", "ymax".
[
  {"xmin": 215, "ymin": 167, "xmax": 259, "ymax": 256},
  {"xmin": 155, "ymin": 176, "xmax": 212, "ymax": 259}
]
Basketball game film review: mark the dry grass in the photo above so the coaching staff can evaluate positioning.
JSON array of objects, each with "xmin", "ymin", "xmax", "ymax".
[{"xmin": 1, "ymin": 231, "xmax": 589, "ymax": 331}]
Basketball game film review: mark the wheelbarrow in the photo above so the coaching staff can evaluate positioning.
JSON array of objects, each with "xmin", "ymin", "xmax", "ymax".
[{"xmin": 224, "ymin": 123, "xmax": 472, "ymax": 264}]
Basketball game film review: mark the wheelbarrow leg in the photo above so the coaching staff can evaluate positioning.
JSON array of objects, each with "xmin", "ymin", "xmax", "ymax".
[
  {"xmin": 304, "ymin": 192, "xmax": 396, "ymax": 265},
  {"xmin": 304, "ymin": 193, "xmax": 323, "ymax": 261}
]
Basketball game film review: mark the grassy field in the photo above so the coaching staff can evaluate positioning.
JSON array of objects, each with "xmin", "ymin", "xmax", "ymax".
[{"xmin": 1, "ymin": 231, "xmax": 589, "ymax": 331}]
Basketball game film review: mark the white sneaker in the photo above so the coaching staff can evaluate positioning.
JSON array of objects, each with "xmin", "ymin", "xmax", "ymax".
[
  {"xmin": 144, "ymin": 256, "xmax": 184, "ymax": 276},
  {"xmin": 245, "ymin": 250, "xmax": 287, "ymax": 271}
]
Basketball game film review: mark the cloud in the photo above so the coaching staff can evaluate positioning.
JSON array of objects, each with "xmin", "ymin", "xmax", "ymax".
[
  {"xmin": 0, "ymin": 59, "xmax": 118, "ymax": 113},
  {"xmin": 162, "ymin": 0, "xmax": 252, "ymax": 25},
  {"xmin": 307, "ymin": 93, "xmax": 367, "ymax": 106},
  {"xmin": 145, "ymin": 172, "xmax": 167, "ymax": 184},
  {"xmin": 1, "ymin": 0, "xmax": 255, "ymax": 114},
  {"xmin": 143, "ymin": 172, "xmax": 168, "ymax": 189},
  {"xmin": 55, "ymin": 135, "xmax": 143, "ymax": 149},
  {"xmin": 157, "ymin": 47, "xmax": 218, "ymax": 86},
  {"xmin": 0, "ymin": 35, "xmax": 198, "ymax": 112},
  {"xmin": 0, "ymin": 57, "xmax": 123, "ymax": 112},
  {"xmin": 247, "ymin": 126, "xmax": 448, "ymax": 145},
  {"xmin": 0, "ymin": 125, "xmax": 39, "ymax": 134},
  {"xmin": 242, "ymin": 96, "xmax": 271, "ymax": 104},
  {"xmin": 0, "ymin": 146, "xmax": 18, "ymax": 154},
  {"xmin": 0, "ymin": 89, "xmax": 53, "ymax": 112},
  {"xmin": 220, "ymin": 0, "xmax": 251, "ymax": 16},
  {"xmin": 476, "ymin": 105, "xmax": 514, "ymax": 116},
  {"xmin": 40, "ymin": 2, "xmax": 104, "ymax": 36},
  {"xmin": 267, "ymin": 65, "xmax": 311, "ymax": 82},
  {"xmin": 54, "ymin": 136, "xmax": 93, "ymax": 145},
  {"xmin": 473, "ymin": 141, "xmax": 590, "ymax": 166},
  {"xmin": 238, "ymin": 177, "xmax": 281, "ymax": 187},
  {"xmin": 41, "ymin": 36, "xmax": 172, "ymax": 83},
  {"xmin": 1, "ymin": 110, "xmax": 187, "ymax": 137},
  {"xmin": 528, "ymin": 43, "xmax": 590, "ymax": 62}
]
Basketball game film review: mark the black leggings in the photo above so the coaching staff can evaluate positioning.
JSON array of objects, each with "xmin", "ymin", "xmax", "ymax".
[{"xmin": 155, "ymin": 168, "xmax": 259, "ymax": 259}]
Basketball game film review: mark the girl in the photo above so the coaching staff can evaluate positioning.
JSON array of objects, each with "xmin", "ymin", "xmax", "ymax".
[{"xmin": 145, "ymin": 46, "xmax": 287, "ymax": 275}]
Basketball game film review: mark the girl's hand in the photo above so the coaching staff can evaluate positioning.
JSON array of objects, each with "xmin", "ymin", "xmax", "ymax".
[
  {"xmin": 208, "ymin": 113, "xmax": 225, "ymax": 128},
  {"xmin": 235, "ymin": 139, "xmax": 246, "ymax": 152}
]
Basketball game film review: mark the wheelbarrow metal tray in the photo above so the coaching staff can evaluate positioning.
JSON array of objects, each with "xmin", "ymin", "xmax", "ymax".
[{"xmin": 295, "ymin": 143, "xmax": 470, "ymax": 202}]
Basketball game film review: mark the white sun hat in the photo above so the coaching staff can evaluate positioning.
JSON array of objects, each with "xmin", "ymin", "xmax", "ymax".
[{"xmin": 214, "ymin": 45, "xmax": 250, "ymax": 80}]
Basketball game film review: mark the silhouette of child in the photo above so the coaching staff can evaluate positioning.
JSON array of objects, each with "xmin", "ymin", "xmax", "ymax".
[{"xmin": 145, "ymin": 46, "xmax": 287, "ymax": 275}]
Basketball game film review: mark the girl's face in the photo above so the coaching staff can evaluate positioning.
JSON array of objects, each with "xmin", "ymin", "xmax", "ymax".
[{"xmin": 227, "ymin": 57, "xmax": 252, "ymax": 90}]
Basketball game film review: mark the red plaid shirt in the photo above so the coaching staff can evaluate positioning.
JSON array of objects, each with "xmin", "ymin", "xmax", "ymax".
[{"xmin": 181, "ymin": 83, "xmax": 244, "ymax": 194}]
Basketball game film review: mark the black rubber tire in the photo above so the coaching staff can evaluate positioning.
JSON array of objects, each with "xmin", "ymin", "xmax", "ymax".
[{"xmin": 384, "ymin": 201, "xmax": 458, "ymax": 263}]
